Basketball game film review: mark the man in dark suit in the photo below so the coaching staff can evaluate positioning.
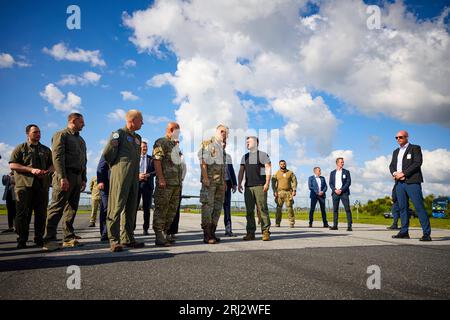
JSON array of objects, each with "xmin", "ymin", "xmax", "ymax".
[
  {"xmin": 96, "ymin": 155, "xmax": 110, "ymax": 241},
  {"xmin": 137, "ymin": 141, "xmax": 155, "ymax": 236},
  {"xmin": 308, "ymin": 167, "xmax": 329, "ymax": 228},
  {"xmin": 389, "ymin": 130, "xmax": 431, "ymax": 241},
  {"xmin": 329, "ymin": 157, "xmax": 353, "ymax": 231},
  {"xmin": 223, "ymin": 144, "xmax": 238, "ymax": 236}
]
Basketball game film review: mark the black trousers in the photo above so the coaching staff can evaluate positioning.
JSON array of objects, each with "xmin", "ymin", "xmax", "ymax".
[
  {"xmin": 309, "ymin": 196, "xmax": 328, "ymax": 225},
  {"xmin": 332, "ymin": 193, "xmax": 352, "ymax": 227},
  {"xmin": 5, "ymin": 190, "xmax": 16, "ymax": 229},
  {"xmin": 137, "ymin": 183, "xmax": 153, "ymax": 232},
  {"xmin": 99, "ymin": 189, "xmax": 108, "ymax": 238},
  {"xmin": 223, "ymin": 180, "xmax": 233, "ymax": 233}
]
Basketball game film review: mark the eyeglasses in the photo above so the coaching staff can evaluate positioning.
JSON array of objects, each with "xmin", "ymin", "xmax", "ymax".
[{"xmin": 395, "ymin": 136, "xmax": 407, "ymax": 140}]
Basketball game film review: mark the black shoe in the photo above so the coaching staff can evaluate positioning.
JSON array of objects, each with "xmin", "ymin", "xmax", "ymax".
[
  {"xmin": 392, "ymin": 232, "xmax": 410, "ymax": 239},
  {"xmin": 17, "ymin": 242, "xmax": 27, "ymax": 249},
  {"xmin": 387, "ymin": 225, "xmax": 400, "ymax": 230},
  {"xmin": 329, "ymin": 226, "xmax": 338, "ymax": 230},
  {"xmin": 419, "ymin": 235, "xmax": 432, "ymax": 242},
  {"xmin": 323, "ymin": 224, "xmax": 330, "ymax": 228},
  {"xmin": 2, "ymin": 228, "xmax": 14, "ymax": 233},
  {"xmin": 88, "ymin": 222, "xmax": 95, "ymax": 228},
  {"xmin": 34, "ymin": 239, "xmax": 44, "ymax": 247},
  {"xmin": 309, "ymin": 224, "xmax": 313, "ymax": 228},
  {"xmin": 347, "ymin": 227, "xmax": 353, "ymax": 232},
  {"xmin": 143, "ymin": 230, "xmax": 149, "ymax": 236},
  {"xmin": 100, "ymin": 235, "xmax": 109, "ymax": 242}
]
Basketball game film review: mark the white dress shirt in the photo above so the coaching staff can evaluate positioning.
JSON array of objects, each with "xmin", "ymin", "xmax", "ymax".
[
  {"xmin": 315, "ymin": 176, "xmax": 322, "ymax": 191},
  {"xmin": 335, "ymin": 169, "xmax": 343, "ymax": 190},
  {"xmin": 396, "ymin": 143, "xmax": 409, "ymax": 174},
  {"xmin": 139, "ymin": 154, "xmax": 147, "ymax": 174}
]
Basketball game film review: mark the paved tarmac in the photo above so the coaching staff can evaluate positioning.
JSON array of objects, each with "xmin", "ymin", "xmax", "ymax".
[{"xmin": 1, "ymin": 212, "xmax": 449, "ymax": 300}]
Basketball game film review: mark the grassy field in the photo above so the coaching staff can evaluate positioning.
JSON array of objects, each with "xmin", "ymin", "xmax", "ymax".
[
  {"xmin": 181, "ymin": 209, "xmax": 450, "ymax": 230},
  {"xmin": 1, "ymin": 208, "xmax": 449, "ymax": 230}
]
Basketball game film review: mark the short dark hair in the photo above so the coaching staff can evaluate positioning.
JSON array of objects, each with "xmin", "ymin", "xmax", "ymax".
[
  {"xmin": 313, "ymin": 166, "xmax": 320, "ymax": 171},
  {"xmin": 336, "ymin": 157, "xmax": 344, "ymax": 163},
  {"xmin": 246, "ymin": 136, "xmax": 259, "ymax": 145},
  {"xmin": 279, "ymin": 160, "xmax": 286, "ymax": 164},
  {"xmin": 141, "ymin": 141, "xmax": 148, "ymax": 145},
  {"xmin": 25, "ymin": 124, "xmax": 39, "ymax": 134},
  {"xmin": 68, "ymin": 112, "xmax": 83, "ymax": 122}
]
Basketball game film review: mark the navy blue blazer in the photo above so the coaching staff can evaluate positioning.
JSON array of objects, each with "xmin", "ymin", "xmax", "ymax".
[
  {"xmin": 308, "ymin": 175, "xmax": 327, "ymax": 199},
  {"xmin": 139, "ymin": 154, "xmax": 156, "ymax": 190},
  {"xmin": 96, "ymin": 155, "xmax": 110, "ymax": 194},
  {"xmin": 329, "ymin": 169, "xmax": 351, "ymax": 195},
  {"xmin": 226, "ymin": 163, "xmax": 237, "ymax": 187}
]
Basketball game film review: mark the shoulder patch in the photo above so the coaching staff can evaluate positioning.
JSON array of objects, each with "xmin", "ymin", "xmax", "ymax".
[{"xmin": 112, "ymin": 132, "xmax": 120, "ymax": 139}]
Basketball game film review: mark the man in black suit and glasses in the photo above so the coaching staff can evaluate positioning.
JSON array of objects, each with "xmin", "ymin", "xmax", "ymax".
[{"xmin": 389, "ymin": 130, "xmax": 431, "ymax": 241}]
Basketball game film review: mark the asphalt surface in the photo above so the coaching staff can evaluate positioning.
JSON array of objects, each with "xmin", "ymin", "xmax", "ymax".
[{"xmin": 1, "ymin": 212, "xmax": 450, "ymax": 300}]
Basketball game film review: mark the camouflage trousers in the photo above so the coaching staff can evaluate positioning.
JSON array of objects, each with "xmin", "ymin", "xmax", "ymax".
[
  {"xmin": 200, "ymin": 182, "xmax": 225, "ymax": 227},
  {"xmin": 153, "ymin": 185, "xmax": 181, "ymax": 233},
  {"xmin": 275, "ymin": 190, "xmax": 295, "ymax": 226}
]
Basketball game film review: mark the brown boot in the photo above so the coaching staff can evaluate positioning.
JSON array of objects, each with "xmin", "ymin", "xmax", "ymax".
[
  {"xmin": 206, "ymin": 223, "xmax": 216, "ymax": 244},
  {"xmin": 211, "ymin": 224, "xmax": 221, "ymax": 243},
  {"xmin": 110, "ymin": 243, "xmax": 124, "ymax": 252},
  {"xmin": 262, "ymin": 230, "xmax": 271, "ymax": 241},
  {"xmin": 243, "ymin": 233, "xmax": 256, "ymax": 241},
  {"xmin": 155, "ymin": 231, "xmax": 170, "ymax": 246}
]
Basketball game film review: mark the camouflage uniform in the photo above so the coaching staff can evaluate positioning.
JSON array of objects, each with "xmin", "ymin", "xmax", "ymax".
[
  {"xmin": 103, "ymin": 127, "xmax": 141, "ymax": 246},
  {"xmin": 198, "ymin": 137, "xmax": 226, "ymax": 243},
  {"xmin": 272, "ymin": 169, "xmax": 297, "ymax": 227},
  {"xmin": 9, "ymin": 142, "xmax": 52, "ymax": 245},
  {"xmin": 152, "ymin": 136, "xmax": 183, "ymax": 237}
]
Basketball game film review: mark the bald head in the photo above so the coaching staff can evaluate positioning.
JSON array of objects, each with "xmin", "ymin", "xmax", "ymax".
[
  {"xmin": 395, "ymin": 130, "xmax": 409, "ymax": 146},
  {"xmin": 166, "ymin": 122, "xmax": 180, "ymax": 140},
  {"xmin": 126, "ymin": 109, "xmax": 143, "ymax": 132}
]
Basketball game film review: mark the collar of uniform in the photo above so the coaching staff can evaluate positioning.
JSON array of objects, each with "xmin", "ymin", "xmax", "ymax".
[
  {"xmin": 123, "ymin": 126, "xmax": 135, "ymax": 136},
  {"xmin": 66, "ymin": 127, "xmax": 79, "ymax": 136},
  {"xmin": 26, "ymin": 141, "xmax": 40, "ymax": 148}
]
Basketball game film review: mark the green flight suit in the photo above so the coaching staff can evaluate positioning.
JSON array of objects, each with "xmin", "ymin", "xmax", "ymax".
[
  {"xmin": 44, "ymin": 128, "xmax": 87, "ymax": 243},
  {"xmin": 103, "ymin": 127, "xmax": 141, "ymax": 245}
]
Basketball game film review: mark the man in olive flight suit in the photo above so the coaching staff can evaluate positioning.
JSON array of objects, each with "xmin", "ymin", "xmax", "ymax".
[
  {"xmin": 43, "ymin": 113, "xmax": 87, "ymax": 251},
  {"xmin": 103, "ymin": 109, "xmax": 145, "ymax": 252},
  {"xmin": 152, "ymin": 122, "xmax": 183, "ymax": 247},
  {"xmin": 9, "ymin": 124, "xmax": 53, "ymax": 249},
  {"xmin": 198, "ymin": 125, "xmax": 228, "ymax": 244},
  {"xmin": 272, "ymin": 160, "xmax": 297, "ymax": 227}
]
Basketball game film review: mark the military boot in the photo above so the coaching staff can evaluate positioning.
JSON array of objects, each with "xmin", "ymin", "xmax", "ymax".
[
  {"xmin": 243, "ymin": 233, "xmax": 256, "ymax": 241},
  {"xmin": 262, "ymin": 230, "xmax": 271, "ymax": 241},
  {"xmin": 155, "ymin": 231, "xmax": 170, "ymax": 246},
  {"xmin": 205, "ymin": 224, "xmax": 216, "ymax": 244},
  {"xmin": 211, "ymin": 224, "xmax": 221, "ymax": 243}
]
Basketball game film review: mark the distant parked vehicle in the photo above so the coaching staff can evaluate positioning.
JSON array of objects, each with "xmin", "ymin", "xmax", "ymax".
[
  {"xmin": 432, "ymin": 197, "xmax": 449, "ymax": 218},
  {"xmin": 384, "ymin": 208, "xmax": 417, "ymax": 219}
]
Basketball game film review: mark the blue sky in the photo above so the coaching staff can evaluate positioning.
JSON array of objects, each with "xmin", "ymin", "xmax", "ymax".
[{"xmin": 1, "ymin": 0, "xmax": 449, "ymax": 206}]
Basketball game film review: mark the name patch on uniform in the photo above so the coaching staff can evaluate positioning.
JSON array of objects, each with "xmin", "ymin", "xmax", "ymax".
[
  {"xmin": 407, "ymin": 154, "xmax": 412, "ymax": 159},
  {"xmin": 127, "ymin": 136, "xmax": 133, "ymax": 142},
  {"xmin": 135, "ymin": 138, "xmax": 140, "ymax": 145}
]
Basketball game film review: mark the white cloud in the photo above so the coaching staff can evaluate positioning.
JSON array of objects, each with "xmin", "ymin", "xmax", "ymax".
[
  {"xmin": 43, "ymin": 42, "xmax": 106, "ymax": 67},
  {"xmin": 40, "ymin": 83, "xmax": 82, "ymax": 113},
  {"xmin": 0, "ymin": 52, "xmax": 31, "ymax": 68},
  {"xmin": 107, "ymin": 108, "xmax": 127, "ymax": 121},
  {"xmin": 0, "ymin": 142, "xmax": 14, "ymax": 176},
  {"xmin": 124, "ymin": 59, "xmax": 137, "ymax": 68},
  {"xmin": 57, "ymin": 71, "xmax": 101, "ymax": 86},
  {"xmin": 120, "ymin": 90, "xmax": 139, "ymax": 101},
  {"xmin": 146, "ymin": 115, "xmax": 171, "ymax": 124}
]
